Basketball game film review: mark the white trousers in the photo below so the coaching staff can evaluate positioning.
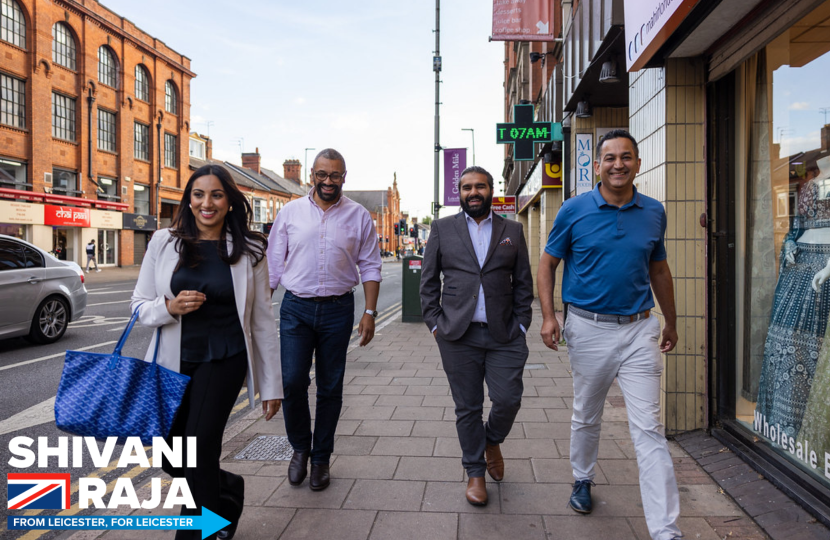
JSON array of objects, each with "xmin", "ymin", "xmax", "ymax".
[{"xmin": 563, "ymin": 313, "xmax": 681, "ymax": 540}]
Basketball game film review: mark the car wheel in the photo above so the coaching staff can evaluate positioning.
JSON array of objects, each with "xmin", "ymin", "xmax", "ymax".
[{"xmin": 28, "ymin": 296, "xmax": 70, "ymax": 344}]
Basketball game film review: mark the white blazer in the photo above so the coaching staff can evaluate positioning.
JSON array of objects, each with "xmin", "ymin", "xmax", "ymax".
[{"xmin": 130, "ymin": 228, "xmax": 283, "ymax": 408}]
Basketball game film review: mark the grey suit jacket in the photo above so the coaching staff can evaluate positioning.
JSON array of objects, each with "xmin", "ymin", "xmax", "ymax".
[{"xmin": 420, "ymin": 212, "xmax": 533, "ymax": 343}]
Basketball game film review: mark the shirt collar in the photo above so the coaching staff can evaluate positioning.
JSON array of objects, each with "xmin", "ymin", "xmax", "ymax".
[
  {"xmin": 464, "ymin": 210, "xmax": 493, "ymax": 226},
  {"xmin": 592, "ymin": 182, "xmax": 643, "ymax": 209}
]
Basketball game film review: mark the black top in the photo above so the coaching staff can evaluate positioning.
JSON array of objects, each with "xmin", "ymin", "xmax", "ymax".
[{"xmin": 171, "ymin": 240, "xmax": 246, "ymax": 363}]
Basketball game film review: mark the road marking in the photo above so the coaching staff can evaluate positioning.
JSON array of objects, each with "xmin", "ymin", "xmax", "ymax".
[
  {"xmin": 0, "ymin": 397, "xmax": 56, "ymax": 436},
  {"xmin": 86, "ymin": 299, "xmax": 132, "ymax": 307},
  {"xmin": 350, "ymin": 302, "xmax": 401, "ymax": 331},
  {"xmin": 0, "ymin": 341, "xmax": 117, "ymax": 372},
  {"xmin": 87, "ymin": 289, "xmax": 133, "ymax": 295},
  {"xmin": 69, "ymin": 315, "xmax": 131, "ymax": 328}
]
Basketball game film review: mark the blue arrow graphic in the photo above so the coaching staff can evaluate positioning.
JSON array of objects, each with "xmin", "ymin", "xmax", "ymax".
[{"xmin": 7, "ymin": 507, "xmax": 231, "ymax": 539}]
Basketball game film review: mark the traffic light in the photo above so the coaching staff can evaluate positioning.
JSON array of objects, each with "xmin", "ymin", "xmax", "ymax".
[
  {"xmin": 394, "ymin": 223, "xmax": 399, "ymax": 235},
  {"xmin": 399, "ymin": 218, "xmax": 407, "ymax": 232},
  {"xmin": 409, "ymin": 227, "xmax": 416, "ymax": 238}
]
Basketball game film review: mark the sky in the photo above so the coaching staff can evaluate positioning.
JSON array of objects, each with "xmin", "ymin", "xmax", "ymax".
[
  {"xmin": 773, "ymin": 50, "xmax": 830, "ymax": 159},
  {"xmin": 101, "ymin": 0, "xmax": 506, "ymax": 221}
]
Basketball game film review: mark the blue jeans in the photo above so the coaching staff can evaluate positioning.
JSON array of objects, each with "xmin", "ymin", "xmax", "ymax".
[{"xmin": 280, "ymin": 290, "xmax": 354, "ymax": 464}]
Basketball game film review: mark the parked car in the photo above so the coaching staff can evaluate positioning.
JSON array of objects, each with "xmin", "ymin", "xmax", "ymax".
[{"xmin": 0, "ymin": 235, "xmax": 87, "ymax": 344}]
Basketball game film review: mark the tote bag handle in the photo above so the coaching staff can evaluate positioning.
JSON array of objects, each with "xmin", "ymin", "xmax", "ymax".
[{"xmin": 109, "ymin": 304, "xmax": 161, "ymax": 370}]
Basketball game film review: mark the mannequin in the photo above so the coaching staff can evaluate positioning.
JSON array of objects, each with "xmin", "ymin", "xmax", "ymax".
[
  {"xmin": 799, "ymin": 154, "xmax": 830, "ymax": 451},
  {"xmin": 756, "ymin": 154, "xmax": 830, "ymax": 439}
]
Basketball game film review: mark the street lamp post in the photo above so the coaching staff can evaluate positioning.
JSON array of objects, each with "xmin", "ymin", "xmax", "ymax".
[
  {"xmin": 462, "ymin": 128, "xmax": 475, "ymax": 166},
  {"xmin": 304, "ymin": 147, "xmax": 316, "ymax": 187}
]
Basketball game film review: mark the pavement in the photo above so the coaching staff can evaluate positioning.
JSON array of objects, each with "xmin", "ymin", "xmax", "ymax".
[{"xmin": 83, "ymin": 302, "xmax": 776, "ymax": 540}]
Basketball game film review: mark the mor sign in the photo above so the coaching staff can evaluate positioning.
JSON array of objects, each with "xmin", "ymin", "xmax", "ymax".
[{"xmin": 496, "ymin": 104, "xmax": 562, "ymax": 161}]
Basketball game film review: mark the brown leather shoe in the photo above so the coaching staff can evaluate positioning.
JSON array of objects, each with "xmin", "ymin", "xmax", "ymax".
[
  {"xmin": 466, "ymin": 477, "xmax": 488, "ymax": 506},
  {"xmin": 485, "ymin": 443, "xmax": 504, "ymax": 481}
]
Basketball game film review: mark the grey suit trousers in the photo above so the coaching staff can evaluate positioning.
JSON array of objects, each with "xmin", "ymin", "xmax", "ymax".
[{"xmin": 436, "ymin": 324, "xmax": 529, "ymax": 477}]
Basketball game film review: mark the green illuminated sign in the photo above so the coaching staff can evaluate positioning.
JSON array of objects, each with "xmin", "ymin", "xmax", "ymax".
[{"xmin": 496, "ymin": 104, "xmax": 563, "ymax": 161}]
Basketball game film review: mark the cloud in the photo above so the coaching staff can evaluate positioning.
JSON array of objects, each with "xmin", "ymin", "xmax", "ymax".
[
  {"xmin": 789, "ymin": 101, "xmax": 811, "ymax": 111},
  {"xmin": 330, "ymin": 113, "xmax": 370, "ymax": 133},
  {"xmin": 294, "ymin": 97, "xmax": 306, "ymax": 105}
]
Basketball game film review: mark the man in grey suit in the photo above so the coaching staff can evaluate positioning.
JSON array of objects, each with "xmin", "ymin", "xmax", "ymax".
[{"xmin": 420, "ymin": 165, "xmax": 533, "ymax": 506}]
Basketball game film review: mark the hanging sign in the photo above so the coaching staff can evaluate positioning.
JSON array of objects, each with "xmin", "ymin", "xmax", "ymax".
[
  {"xmin": 497, "ymin": 104, "xmax": 562, "ymax": 161},
  {"xmin": 575, "ymin": 134, "xmax": 594, "ymax": 196},
  {"xmin": 491, "ymin": 0, "xmax": 554, "ymax": 42},
  {"xmin": 443, "ymin": 148, "xmax": 467, "ymax": 207}
]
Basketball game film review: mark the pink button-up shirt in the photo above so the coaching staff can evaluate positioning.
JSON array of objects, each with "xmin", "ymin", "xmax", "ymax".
[{"xmin": 267, "ymin": 190, "xmax": 382, "ymax": 296}]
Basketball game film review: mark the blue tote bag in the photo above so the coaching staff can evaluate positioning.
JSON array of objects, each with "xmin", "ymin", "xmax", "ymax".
[{"xmin": 54, "ymin": 307, "xmax": 191, "ymax": 445}]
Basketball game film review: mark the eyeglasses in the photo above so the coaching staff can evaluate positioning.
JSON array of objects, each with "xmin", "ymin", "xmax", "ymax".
[{"xmin": 314, "ymin": 170, "xmax": 345, "ymax": 182}]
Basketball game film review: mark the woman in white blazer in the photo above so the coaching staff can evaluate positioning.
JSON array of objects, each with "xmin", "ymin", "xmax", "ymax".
[{"xmin": 131, "ymin": 164, "xmax": 282, "ymax": 540}]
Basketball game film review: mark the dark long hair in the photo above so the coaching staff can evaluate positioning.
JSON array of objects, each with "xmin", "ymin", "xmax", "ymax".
[{"xmin": 170, "ymin": 164, "xmax": 267, "ymax": 269}]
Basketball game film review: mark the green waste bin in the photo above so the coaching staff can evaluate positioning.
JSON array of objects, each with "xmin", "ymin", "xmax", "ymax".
[{"xmin": 402, "ymin": 255, "xmax": 423, "ymax": 323}]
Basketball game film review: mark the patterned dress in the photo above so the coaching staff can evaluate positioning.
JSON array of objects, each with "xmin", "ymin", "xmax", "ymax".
[{"xmin": 755, "ymin": 179, "xmax": 830, "ymax": 439}]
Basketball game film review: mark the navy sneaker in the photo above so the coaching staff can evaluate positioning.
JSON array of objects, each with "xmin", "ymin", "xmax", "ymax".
[{"xmin": 569, "ymin": 479, "xmax": 595, "ymax": 514}]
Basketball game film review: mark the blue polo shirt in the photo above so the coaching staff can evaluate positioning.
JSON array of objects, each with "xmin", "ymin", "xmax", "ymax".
[{"xmin": 544, "ymin": 183, "xmax": 667, "ymax": 315}]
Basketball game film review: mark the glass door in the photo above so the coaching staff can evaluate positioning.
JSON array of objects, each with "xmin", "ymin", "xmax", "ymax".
[{"xmin": 97, "ymin": 230, "xmax": 117, "ymax": 266}]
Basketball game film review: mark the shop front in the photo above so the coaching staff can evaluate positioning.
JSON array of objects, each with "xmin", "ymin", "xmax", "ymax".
[
  {"xmin": 703, "ymin": 0, "xmax": 830, "ymax": 519},
  {"xmin": 123, "ymin": 213, "xmax": 158, "ymax": 264},
  {"xmin": 90, "ymin": 209, "xmax": 123, "ymax": 267}
]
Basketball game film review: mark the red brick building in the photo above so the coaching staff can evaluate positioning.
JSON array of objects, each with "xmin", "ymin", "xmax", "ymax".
[
  {"xmin": 0, "ymin": 0, "xmax": 194, "ymax": 266},
  {"xmin": 344, "ymin": 174, "xmax": 402, "ymax": 255}
]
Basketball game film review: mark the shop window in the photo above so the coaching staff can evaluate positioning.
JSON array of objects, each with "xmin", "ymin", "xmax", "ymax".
[
  {"xmin": 52, "ymin": 168, "xmax": 79, "ymax": 196},
  {"xmin": 134, "ymin": 122, "xmax": 149, "ymax": 160},
  {"xmin": 0, "ymin": 0, "xmax": 25, "ymax": 49},
  {"xmin": 164, "ymin": 133, "xmax": 177, "ymax": 168},
  {"xmin": 97, "ymin": 177, "xmax": 118, "ymax": 201},
  {"xmin": 97, "ymin": 108, "xmax": 116, "ymax": 152},
  {"xmin": 734, "ymin": 0, "xmax": 830, "ymax": 490},
  {"xmin": 52, "ymin": 22, "xmax": 75, "ymax": 70},
  {"xmin": 0, "ymin": 158, "xmax": 28, "ymax": 190},
  {"xmin": 52, "ymin": 92, "xmax": 76, "ymax": 141},
  {"xmin": 133, "ymin": 183, "xmax": 150, "ymax": 215},
  {"xmin": 1, "ymin": 73, "xmax": 25, "ymax": 128},
  {"xmin": 134, "ymin": 65, "xmax": 149, "ymax": 102}
]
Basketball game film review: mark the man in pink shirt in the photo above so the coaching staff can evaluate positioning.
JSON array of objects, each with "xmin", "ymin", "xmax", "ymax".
[{"xmin": 268, "ymin": 148, "xmax": 382, "ymax": 492}]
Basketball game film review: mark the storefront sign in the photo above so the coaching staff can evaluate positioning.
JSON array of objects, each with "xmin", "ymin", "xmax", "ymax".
[
  {"xmin": 443, "ymin": 148, "xmax": 467, "ymax": 207},
  {"xmin": 491, "ymin": 196, "xmax": 517, "ymax": 216},
  {"xmin": 518, "ymin": 161, "xmax": 560, "ymax": 213},
  {"xmin": 625, "ymin": 0, "xmax": 701, "ymax": 71},
  {"xmin": 575, "ymin": 134, "xmax": 594, "ymax": 196},
  {"xmin": 0, "ymin": 200, "xmax": 44, "ymax": 225},
  {"xmin": 123, "ymin": 213, "xmax": 157, "ymax": 231},
  {"xmin": 90, "ymin": 209, "xmax": 123, "ymax": 229},
  {"xmin": 44, "ymin": 205, "xmax": 90, "ymax": 227},
  {"xmin": 496, "ymin": 104, "xmax": 562, "ymax": 161},
  {"xmin": 491, "ymin": 0, "xmax": 554, "ymax": 42},
  {"xmin": 544, "ymin": 161, "xmax": 563, "ymax": 188}
]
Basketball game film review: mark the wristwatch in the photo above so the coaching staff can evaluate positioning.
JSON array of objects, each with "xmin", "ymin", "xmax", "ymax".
[{"xmin": 365, "ymin": 309, "xmax": 378, "ymax": 318}]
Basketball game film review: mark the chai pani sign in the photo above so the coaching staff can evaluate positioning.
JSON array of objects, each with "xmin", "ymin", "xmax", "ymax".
[{"xmin": 496, "ymin": 104, "xmax": 563, "ymax": 161}]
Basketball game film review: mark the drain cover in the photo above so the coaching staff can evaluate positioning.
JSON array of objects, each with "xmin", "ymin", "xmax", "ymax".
[
  {"xmin": 524, "ymin": 363, "xmax": 547, "ymax": 370},
  {"xmin": 233, "ymin": 435, "xmax": 293, "ymax": 461}
]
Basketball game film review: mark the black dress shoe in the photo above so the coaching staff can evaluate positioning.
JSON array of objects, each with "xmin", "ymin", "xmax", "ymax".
[
  {"xmin": 309, "ymin": 463, "xmax": 330, "ymax": 491},
  {"xmin": 288, "ymin": 451, "xmax": 310, "ymax": 486},
  {"xmin": 216, "ymin": 473, "xmax": 244, "ymax": 539}
]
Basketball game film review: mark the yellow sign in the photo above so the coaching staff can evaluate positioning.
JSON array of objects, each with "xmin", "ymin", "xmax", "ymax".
[
  {"xmin": 0, "ymin": 200, "xmax": 44, "ymax": 225},
  {"xmin": 90, "ymin": 209, "xmax": 123, "ymax": 229}
]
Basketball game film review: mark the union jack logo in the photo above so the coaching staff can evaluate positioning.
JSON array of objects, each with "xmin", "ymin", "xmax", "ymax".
[{"xmin": 7, "ymin": 473, "xmax": 71, "ymax": 510}]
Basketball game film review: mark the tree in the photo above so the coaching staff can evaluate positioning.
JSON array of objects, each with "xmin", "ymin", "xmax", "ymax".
[{"xmin": 421, "ymin": 216, "xmax": 432, "ymax": 225}]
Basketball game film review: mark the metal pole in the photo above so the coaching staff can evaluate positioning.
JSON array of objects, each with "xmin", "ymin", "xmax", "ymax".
[
  {"xmin": 156, "ymin": 116, "xmax": 162, "ymax": 229},
  {"xmin": 433, "ymin": 0, "xmax": 441, "ymax": 222},
  {"xmin": 304, "ymin": 147, "xmax": 316, "ymax": 187},
  {"xmin": 462, "ymin": 128, "xmax": 475, "ymax": 165}
]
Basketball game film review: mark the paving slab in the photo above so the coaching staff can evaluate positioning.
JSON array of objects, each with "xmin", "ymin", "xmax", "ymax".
[
  {"xmin": 369, "ymin": 511, "xmax": 457, "ymax": 540},
  {"xmin": 343, "ymin": 479, "xmax": 426, "ymax": 511},
  {"xmin": 279, "ymin": 509, "xmax": 375, "ymax": 540}
]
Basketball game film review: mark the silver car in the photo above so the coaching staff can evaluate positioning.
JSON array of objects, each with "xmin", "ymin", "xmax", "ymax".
[{"xmin": 0, "ymin": 234, "xmax": 87, "ymax": 344}]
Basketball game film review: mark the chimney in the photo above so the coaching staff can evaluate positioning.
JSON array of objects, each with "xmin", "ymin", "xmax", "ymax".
[
  {"xmin": 242, "ymin": 147, "xmax": 261, "ymax": 175},
  {"xmin": 823, "ymin": 124, "xmax": 830, "ymax": 151},
  {"xmin": 283, "ymin": 159, "xmax": 302, "ymax": 184},
  {"xmin": 204, "ymin": 135, "xmax": 212, "ymax": 160}
]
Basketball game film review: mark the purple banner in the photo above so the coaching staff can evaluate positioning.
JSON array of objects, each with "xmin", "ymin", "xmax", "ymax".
[{"xmin": 443, "ymin": 148, "xmax": 467, "ymax": 207}]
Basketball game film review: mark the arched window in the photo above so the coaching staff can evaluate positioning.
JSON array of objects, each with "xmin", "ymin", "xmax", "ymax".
[
  {"xmin": 135, "ymin": 65, "xmax": 149, "ymax": 102},
  {"xmin": 52, "ymin": 23, "xmax": 76, "ymax": 70},
  {"xmin": 1, "ymin": 0, "xmax": 26, "ymax": 48},
  {"xmin": 164, "ymin": 81, "xmax": 177, "ymax": 115},
  {"xmin": 98, "ymin": 46, "xmax": 118, "ymax": 88}
]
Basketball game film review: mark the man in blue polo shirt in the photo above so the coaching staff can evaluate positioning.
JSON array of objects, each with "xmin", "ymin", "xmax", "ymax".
[{"xmin": 537, "ymin": 129, "xmax": 681, "ymax": 540}]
